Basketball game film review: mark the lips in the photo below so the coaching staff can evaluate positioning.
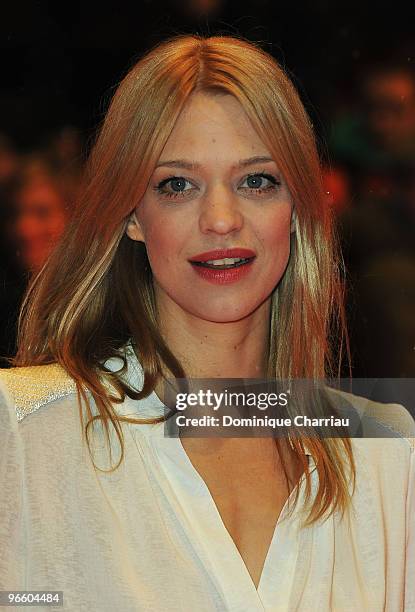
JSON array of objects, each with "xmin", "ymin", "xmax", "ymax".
[
  {"xmin": 188, "ymin": 248, "xmax": 256, "ymax": 284},
  {"xmin": 188, "ymin": 248, "xmax": 256, "ymax": 263}
]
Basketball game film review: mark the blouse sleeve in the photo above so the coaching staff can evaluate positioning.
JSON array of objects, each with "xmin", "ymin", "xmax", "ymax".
[
  {"xmin": 0, "ymin": 379, "xmax": 25, "ymax": 590},
  {"xmin": 406, "ymin": 441, "xmax": 415, "ymax": 610}
]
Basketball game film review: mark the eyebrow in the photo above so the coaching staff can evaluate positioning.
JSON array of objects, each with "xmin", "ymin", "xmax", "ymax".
[{"xmin": 155, "ymin": 155, "xmax": 276, "ymax": 170}]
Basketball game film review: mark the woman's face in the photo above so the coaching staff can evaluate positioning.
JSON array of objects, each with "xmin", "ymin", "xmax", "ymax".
[
  {"xmin": 13, "ymin": 178, "xmax": 66, "ymax": 272},
  {"xmin": 127, "ymin": 92, "xmax": 294, "ymax": 323}
]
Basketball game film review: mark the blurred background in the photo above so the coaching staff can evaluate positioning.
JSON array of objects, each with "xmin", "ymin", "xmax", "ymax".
[{"xmin": 0, "ymin": 0, "xmax": 414, "ymax": 375}]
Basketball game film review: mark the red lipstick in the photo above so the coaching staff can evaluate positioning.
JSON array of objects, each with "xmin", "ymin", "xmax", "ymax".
[
  {"xmin": 188, "ymin": 248, "xmax": 256, "ymax": 285},
  {"xmin": 188, "ymin": 248, "xmax": 256, "ymax": 262}
]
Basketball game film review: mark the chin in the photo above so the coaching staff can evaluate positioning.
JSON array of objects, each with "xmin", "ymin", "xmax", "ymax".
[{"xmin": 188, "ymin": 300, "xmax": 267, "ymax": 324}]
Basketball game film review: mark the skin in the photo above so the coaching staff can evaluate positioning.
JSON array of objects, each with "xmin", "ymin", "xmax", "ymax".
[
  {"xmin": 365, "ymin": 73, "xmax": 415, "ymax": 151},
  {"xmin": 13, "ymin": 179, "xmax": 66, "ymax": 273},
  {"xmin": 126, "ymin": 91, "xmax": 294, "ymax": 380},
  {"xmin": 126, "ymin": 92, "xmax": 303, "ymax": 588}
]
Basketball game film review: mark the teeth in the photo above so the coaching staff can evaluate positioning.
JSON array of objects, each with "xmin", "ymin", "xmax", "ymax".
[{"xmin": 205, "ymin": 258, "xmax": 244, "ymax": 265}]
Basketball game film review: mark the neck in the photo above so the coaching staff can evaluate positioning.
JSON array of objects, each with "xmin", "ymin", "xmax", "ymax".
[{"xmin": 156, "ymin": 296, "xmax": 271, "ymax": 380}]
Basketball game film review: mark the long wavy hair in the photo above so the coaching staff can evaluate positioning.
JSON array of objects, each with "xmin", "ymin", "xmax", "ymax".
[{"xmin": 14, "ymin": 34, "xmax": 354, "ymax": 526}]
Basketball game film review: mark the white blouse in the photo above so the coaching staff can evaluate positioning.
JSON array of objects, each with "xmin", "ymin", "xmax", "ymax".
[{"xmin": 0, "ymin": 349, "xmax": 414, "ymax": 612}]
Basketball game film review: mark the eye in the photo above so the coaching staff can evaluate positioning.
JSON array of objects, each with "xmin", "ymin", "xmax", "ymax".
[
  {"xmin": 240, "ymin": 172, "xmax": 281, "ymax": 195},
  {"xmin": 154, "ymin": 176, "xmax": 196, "ymax": 199},
  {"xmin": 153, "ymin": 171, "xmax": 282, "ymax": 201}
]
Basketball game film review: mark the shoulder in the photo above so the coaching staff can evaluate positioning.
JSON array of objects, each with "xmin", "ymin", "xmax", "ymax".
[
  {"xmin": 0, "ymin": 363, "xmax": 77, "ymax": 424},
  {"xmin": 0, "ymin": 342, "xmax": 140, "ymax": 426},
  {"xmin": 326, "ymin": 386, "xmax": 415, "ymax": 451},
  {"xmin": 323, "ymin": 387, "xmax": 414, "ymax": 495}
]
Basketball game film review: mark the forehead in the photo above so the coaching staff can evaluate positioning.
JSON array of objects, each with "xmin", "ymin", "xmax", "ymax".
[{"xmin": 159, "ymin": 92, "xmax": 271, "ymax": 160}]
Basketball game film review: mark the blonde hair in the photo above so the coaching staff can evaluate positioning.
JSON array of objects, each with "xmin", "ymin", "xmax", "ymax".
[{"xmin": 14, "ymin": 34, "xmax": 354, "ymax": 526}]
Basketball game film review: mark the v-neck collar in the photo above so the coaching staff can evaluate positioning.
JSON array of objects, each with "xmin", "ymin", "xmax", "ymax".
[
  {"xmin": 105, "ymin": 346, "xmax": 319, "ymax": 609},
  {"xmin": 143, "ymin": 418, "xmax": 318, "ymax": 610}
]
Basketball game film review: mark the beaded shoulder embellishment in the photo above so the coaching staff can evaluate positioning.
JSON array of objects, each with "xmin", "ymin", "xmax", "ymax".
[{"xmin": 0, "ymin": 364, "xmax": 77, "ymax": 422}]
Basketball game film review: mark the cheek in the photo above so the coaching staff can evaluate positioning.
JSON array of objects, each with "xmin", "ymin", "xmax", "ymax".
[
  {"xmin": 143, "ymin": 217, "xmax": 184, "ymax": 273},
  {"xmin": 261, "ymin": 208, "xmax": 293, "ymax": 259}
]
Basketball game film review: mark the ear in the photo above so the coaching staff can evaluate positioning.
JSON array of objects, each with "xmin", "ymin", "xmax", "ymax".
[
  {"xmin": 126, "ymin": 211, "xmax": 145, "ymax": 243},
  {"xmin": 290, "ymin": 207, "xmax": 297, "ymax": 233}
]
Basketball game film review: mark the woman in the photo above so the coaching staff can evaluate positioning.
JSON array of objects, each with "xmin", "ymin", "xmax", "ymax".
[{"xmin": 0, "ymin": 34, "xmax": 414, "ymax": 611}]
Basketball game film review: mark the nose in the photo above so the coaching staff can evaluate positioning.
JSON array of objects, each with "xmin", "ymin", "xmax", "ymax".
[{"xmin": 198, "ymin": 185, "xmax": 243, "ymax": 235}]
